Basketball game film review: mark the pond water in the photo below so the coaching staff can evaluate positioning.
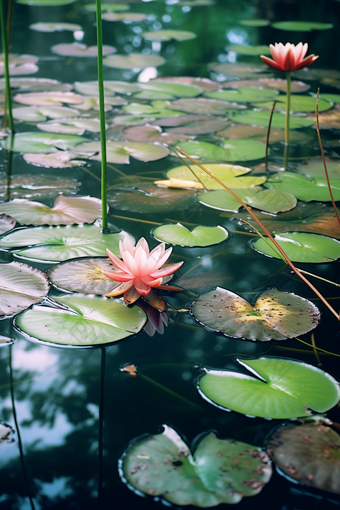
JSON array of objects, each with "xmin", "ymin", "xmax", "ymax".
[{"xmin": 1, "ymin": 0, "xmax": 340, "ymax": 508}]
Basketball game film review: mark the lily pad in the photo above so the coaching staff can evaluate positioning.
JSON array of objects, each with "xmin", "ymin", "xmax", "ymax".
[
  {"xmin": 272, "ymin": 21, "xmax": 334, "ymax": 31},
  {"xmin": 0, "ymin": 195, "xmax": 104, "ymax": 226},
  {"xmin": 0, "ymin": 214, "xmax": 16, "ymax": 235},
  {"xmin": 264, "ymin": 172, "xmax": 340, "ymax": 202},
  {"xmin": 51, "ymin": 43, "xmax": 116, "ymax": 57},
  {"xmin": 227, "ymin": 45, "xmax": 271, "ymax": 56},
  {"xmin": 0, "ymin": 54, "xmax": 39, "ymax": 76},
  {"xmin": 198, "ymin": 357, "xmax": 340, "ymax": 419},
  {"xmin": 152, "ymin": 224, "xmax": 228, "ymax": 247},
  {"xmin": 0, "ymin": 224, "xmax": 134, "ymax": 262},
  {"xmin": 296, "ymin": 158, "xmax": 340, "ymax": 179},
  {"xmin": 121, "ymin": 425, "xmax": 272, "ymax": 506},
  {"xmin": 0, "ymin": 173, "xmax": 81, "ymax": 199},
  {"xmin": 23, "ymin": 151, "xmax": 90, "ymax": 168},
  {"xmin": 48, "ymin": 258, "xmax": 121, "ymax": 295},
  {"xmin": 122, "ymin": 125, "xmax": 190, "ymax": 144},
  {"xmin": 251, "ymin": 232, "xmax": 340, "ymax": 263},
  {"xmin": 206, "ymin": 87, "xmax": 279, "ymax": 103},
  {"xmin": 267, "ymin": 421, "xmax": 340, "ymax": 494},
  {"xmin": 132, "ymin": 82, "xmax": 202, "ymax": 100},
  {"xmin": 142, "ymin": 30, "xmax": 196, "ymax": 41},
  {"xmin": 190, "ymin": 287, "xmax": 320, "ymax": 341},
  {"xmin": 231, "ymin": 110, "xmax": 314, "ymax": 129},
  {"xmin": 29, "ymin": 22, "xmax": 82, "ymax": 32},
  {"xmin": 0, "ymin": 132, "xmax": 89, "ymax": 154},
  {"xmin": 0, "ymin": 77, "xmax": 72, "ymax": 93},
  {"xmin": 209, "ymin": 62, "xmax": 267, "ymax": 78},
  {"xmin": 37, "ymin": 117, "xmax": 102, "ymax": 135},
  {"xmin": 84, "ymin": 2, "xmax": 130, "ymax": 11},
  {"xmin": 165, "ymin": 116, "xmax": 229, "ymax": 135},
  {"xmin": 15, "ymin": 294, "xmax": 146, "ymax": 347},
  {"xmin": 74, "ymin": 80, "xmax": 139, "ymax": 96},
  {"xmin": 171, "ymin": 97, "xmax": 244, "ymax": 115},
  {"xmin": 76, "ymin": 141, "xmax": 169, "ymax": 164},
  {"xmin": 102, "ymin": 12, "xmax": 147, "ymax": 22},
  {"xmin": 261, "ymin": 95, "xmax": 332, "ymax": 113},
  {"xmin": 0, "ymin": 261, "xmax": 49, "ymax": 318},
  {"xmin": 103, "ymin": 53, "xmax": 165, "ymax": 69},
  {"xmin": 13, "ymin": 106, "xmax": 80, "ymax": 122},
  {"xmin": 176, "ymin": 139, "xmax": 266, "ymax": 162},
  {"xmin": 13, "ymin": 91, "xmax": 84, "ymax": 106},
  {"xmin": 17, "ymin": 0, "xmax": 76, "ymax": 4},
  {"xmin": 240, "ymin": 19, "xmax": 270, "ymax": 27}
]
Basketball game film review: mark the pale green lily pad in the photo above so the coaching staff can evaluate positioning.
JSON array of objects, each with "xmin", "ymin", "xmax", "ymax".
[
  {"xmin": 17, "ymin": 0, "xmax": 76, "ymax": 4},
  {"xmin": 132, "ymin": 82, "xmax": 201, "ymax": 100},
  {"xmin": 0, "ymin": 77, "xmax": 72, "ymax": 93},
  {"xmin": 13, "ymin": 91, "xmax": 84, "ymax": 106},
  {"xmin": 261, "ymin": 95, "xmax": 332, "ymax": 113},
  {"xmin": 317, "ymin": 93, "xmax": 340, "ymax": 104},
  {"xmin": 76, "ymin": 141, "xmax": 169, "ymax": 164},
  {"xmin": 48, "ymin": 258, "xmax": 120, "ymax": 295},
  {"xmin": 152, "ymin": 224, "xmax": 228, "ymax": 247},
  {"xmin": 13, "ymin": 106, "xmax": 80, "ymax": 122},
  {"xmin": 267, "ymin": 421, "xmax": 340, "ymax": 494},
  {"xmin": 0, "ymin": 214, "xmax": 16, "ymax": 235},
  {"xmin": 23, "ymin": 151, "xmax": 91, "ymax": 168},
  {"xmin": 272, "ymin": 21, "xmax": 334, "ymax": 31},
  {"xmin": 0, "ymin": 195, "xmax": 104, "ymax": 226},
  {"xmin": 176, "ymin": 139, "xmax": 266, "ymax": 162},
  {"xmin": 198, "ymin": 357, "xmax": 340, "ymax": 419},
  {"xmin": 205, "ymin": 87, "xmax": 279, "ymax": 103},
  {"xmin": 122, "ymin": 125, "xmax": 190, "ymax": 145},
  {"xmin": 0, "ymin": 174, "xmax": 81, "ymax": 198},
  {"xmin": 51, "ymin": 43, "xmax": 116, "ymax": 57},
  {"xmin": 121, "ymin": 425, "xmax": 272, "ymax": 506},
  {"xmin": 227, "ymin": 45, "xmax": 271, "ymax": 56},
  {"xmin": 122, "ymin": 102, "xmax": 185, "ymax": 118},
  {"xmin": 251, "ymin": 232, "xmax": 340, "ymax": 263},
  {"xmin": 165, "ymin": 163, "xmax": 265, "ymax": 190},
  {"xmin": 240, "ymin": 19, "xmax": 270, "ymax": 27},
  {"xmin": 15, "ymin": 294, "xmax": 146, "ymax": 347},
  {"xmin": 190, "ymin": 287, "xmax": 320, "ymax": 342},
  {"xmin": 102, "ymin": 12, "xmax": 147, "ymax": 22},
  {"xmin": 0, "ymin": 54, "xmax": 39, "ymax": 76},
  {"xmin": 231, "ymin": 110, "xmax": 314, "ymax": 129},
  {"xmin": 0, "ymin": 225, "xmax": 134, "ymax": 262},
  {"xmin": 209, "ymin": 62, "xmax": 267, "ymax": 78},
  {"xmin": 0, "ymin": 132, "xmax": 89, "ymax": 153},
  {"xmin": 103, "ymin": 53, "xmax": 165, "ymax": 69},
  {"xmin": 84, "ymin": 3, "xmax": 130, "ymax": 11},
  {"xmin": 142, "ymin": 30, "xmax": 196, "ymax": 41},
  {"xmin": 198, "ymin": 188, "xmax": 296, "ymax": 214},
  {"xmin": 74, "ymin": 80, "xmax": 140, "ymax": 96},
  {"xmin": 296, "ymin": 158, "xmax": 340, "ymax": 179},
  {"xmin": 164, "ymin": 116, "xmax": 229, "ymax": 135},
  {"xmin": 0, "ymin": 261, "xmax": 49, "ymax": 318},
  {"xmin": 29, "ymin": 22, "xmax": 82, "ymax": 32},
  {"xmin": 171, "ymin": 98, "xmax": 245, "ymax": 115},
  {"xmin": 37, "ymin": 118, "xmax": 102, "ymax": 135},
  {"xmin": 264, "ymin": 172, "xmax": 340, "ymax": 202}
]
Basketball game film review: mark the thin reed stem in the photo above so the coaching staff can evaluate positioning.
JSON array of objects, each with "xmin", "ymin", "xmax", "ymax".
[
  {"xmin": 283, "ymin": 70, "xmax": 290, "ymax": 169},
  {"xmin": 0, "ymin": 0, "xmax": 14, "ymax": 132}
]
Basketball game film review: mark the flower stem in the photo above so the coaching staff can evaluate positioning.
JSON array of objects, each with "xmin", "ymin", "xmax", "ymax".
[
  {"xmin": 0, "ymin": 0, "xmax": 14, "ymax": 132},
  {"xmin": 283, "ymin": 70, "xmax": 291, "ymax": 169},
  {"xmin": 96, "ymin": 0, "xmax": 108, "ymax": 231}
]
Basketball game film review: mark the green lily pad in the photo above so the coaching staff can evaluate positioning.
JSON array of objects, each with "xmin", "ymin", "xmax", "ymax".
[
  {"xmin": 231, "ymin": 110, "xmax": 314, "ymax": 129},
  {"xmin": 272, "ymin": 21, "xmax": 334, "ymax": 31},
  {"xmin": 15, "ymin": 294, "xmax": 146, "ymax": 347},
  {"xmin": 264, "ymin": 172, "xmax": 340, "ymax": 202},
  {"xmin": 76, "ymin": 141, "xmax": 169, "ymax": 164},
  {"xmin": 122, "ymin": 102, "xmax": 182, "ymax": 118},
  {"xmin": 103, "ymin": 54, "xmax": 165, "ymax": 69},
  {"xmin": 121, "ymin": 425, "xmax": 272, "ymax": 506},
  {"xmin": 132, "ymin": 82, "xmax": 201, "ymax": 100},
  {"xmin": 164, "ymin": 116, "xmax": 229, "ymax": 135},
  {"xmin": 296, "ymin": 158, "xmax": 340, "ymax": 179},
  {"xmin": 198, "ymin": 188, "xmax": 296, "ymax": 214},
  {"xmin": 251, "ymin": 232, "xmax": 340, "ymax": 263},
  {"xmin": 12, "ymin": 106, "xmax": 80, "ymax": 122},
  {"xmin": 267, "ymin": 421, "xmax": 340, "ymax": 494},
  {"xmin": 190, "ymin": 287, "xmax": 320, "ymax": 342},
  {"xmin": 142, "ymin": 30, "xmax": 196, "ymax": 41},
  {"xmin": 0, "ymin": 132, "xmax": 89, "ymax": 154},
  {"xmin": 198, "ymin": 357, "xmax": 340, "ymax": 419},
  {"xmin": 152, "ymin": 224, "xmax": 228, "ymax": 247},
  {"xmin": 171, "ymin": 98, "xmax": 245, "ymax": 115},
  {"xmin": 102, "ymin": 12, "xmax": 147, "ymax": 22},
  {"xmin": 227, "ymin": 45, "xmax": 271, "ymax": 56},
  {"xmin": 0, "ymin": 261, "xmax": 49, "ymax": 317},
  {"xmin": 23, "ymin": 151, "xmax": 90, "ymax": 168},
  {"xmin": 261, "ymin": 95, "xmax": 332, "ymax": 113},
  {"xmin": 240, "ymin": 19, "xmax": 270, "ymax": 27},
  {"xmin": 0, "ymin": 173, "xmax": 81, "ymax": 199},
  {"xmin": 317, "ymin": 93, "xmax": 340, "ymax": 104},
  {"xmin": 37, "ymin": 118, "xmax": 102, "ymax": 135},
  {"xmin": 205, "ymin": 87, "xmax": 279, "ymax": 103},
  {"xmin": 209, "ymin": 62, "xmax": 267, "ymax": 78},
  {"xmin": 51, "ymin": 43, "xmax": 116, "ymax": 57},
  {"xmin": 122, "ymin": 125, "xmax": 190, "ymax": 145},
  {"xmin": 84, "ymin": 3, "xmax": 130, "ymax": 11},
  {"xmin": 74, "ymin": 80, "xmax": 140, "ymax": 96},
  {"xmin": 0, "ymin": 214, "xmax": 16, "ymax": 235},
  {"xmin": 176, "ymin": 140, "xmax": 266, "ymax": 162},
  {"xmin": 14, "ymin": 91, "xmax": 84, "ymax": 106},
  {"xmin": 48, "ymin": 258, "xmax": 120, "ymax": 295},
  {"xmin": 0, "ymin": 77, "xmax": 72, "ymax": 93},
  {"xmin": 17, "ymin": 0, "xmax": 76, "ymax": 4},
  {"xmin": 29, "ymin": 22, "xmax": 82, "ymax": 32},
  {"xmin": 0, "ymin": 224, "xmax": 134, "ymax": 263},
  {"xmin": 0, "ymin": 195, "xmax": 104, "ymax": 226}
]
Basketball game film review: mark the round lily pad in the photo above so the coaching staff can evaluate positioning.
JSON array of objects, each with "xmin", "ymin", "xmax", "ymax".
[
  {"xmin": 205, "ymin": 87, "xmax": 279, "ymax": 103},
  {"xmin": 0, "ymin": 225, "xmax": 134, "ymax": 263},
  {"xmin": 51, "ymin": 43, "xmax": 116, "ymax": 57},
  {"xmin": 264, "ymin": 172, "xmax": 340, "ymax": 202},
  {"xmin": 171, "ymin": 98, "xmax": 244, "ymax": 115},
  {"xmin": 262, "ymin": 95, "xmax": 332, "ymax": 113},
  {"xmin": 272, "ymin": 21, "xmax": 334, "ymax": 31},
  {"xmin": 251, "ymin": 232, "xmax": 340, "ymax": 263},
  {"xmin": 74, "ymin": 80, "xmax": 140, "ymax": 96},
  {"xmin": 198, "ymin": 357, "xmax": 340, "ymax": 419},
  {"xmin": 267, "ymin": 421, "xmax": 340, "ymax": 493},
  {"xmin": 0, "ymin": 261, "xmax": 49, "ymax": 318},
  {"xmin": 15, "ymin": 294, "xmax": 147, "ymax": 347},
  {"xmin": 190, "ymin": 287, "xmax": 320, "ymax": 341},
  {"xmin": 76, "ymin": 141, "xmax": 169, "ymax": 164},
  {"xmin": 142, "ymin": 30, "xmax": 196, "ymax": 41},
  {"xmin": 132, "ymin": 81, "xmax": 201, "ymax": 100},
  {"xmin": 0, "ymin": 132, "xmax": 88, "ymax": 154},
  {"xmin": 102, "ymin": 12, "xmax": 147, "ymax": 22},
  {"xmin": 103, "ymin": 54, "xmax": 165, "ymax": 69},
  {"xmin": 84, "ymin": 3, "xmax": 130, "ymax": 11},
  {"xmin": 0, "ymin": 173, "xmax": 81, "ymax": 199},
  {"xmin": 176, "ymin": 140, "xmax": 266, "ymax": 162},
  {"xmin": 152, "ymin": 224, "xmax": 228, "ymax": 247},
  {"xmin": 240, "ymin": 19, "xmax": 270, "ymax": 27},
  {"xmin": 29, "ymin": 22, "xmax": 82, "ymax": 32},
  {"xmin": 17, "ymin": 0, "xmax": 76, "ymax": 4},
  {"xmin": 121, "ymin": 425, "xmax": 272, "ymax": 506},
  {"xmin": 0, "ymin": 214, "xmax": 16, "ymax": 235},
  {"xmin": 227, "ymin": 45, "xmax": 271, "ymax": 56},
  {"xmin": 231, "ymin": 110, "xmax": 314, "ymax": 129}
]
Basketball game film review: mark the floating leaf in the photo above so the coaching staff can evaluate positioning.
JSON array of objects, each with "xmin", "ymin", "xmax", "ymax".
[
  {"xmin": 132, "ymin": 82, "xmax": 201, "ymax": 100},
  {"xmin": 206, "ymin": 87, "xmax": 279, "ymax": 103},
  {"xmin": 74, "ymin": 80, "xmax": 139, "ymax": 96},
  {"xmin": 310, "ymin": 105, "xmax": 340, "ymax": 129},
  {"xmin": 227, "ymin": 45, "xmax": 271, "ymax": 56},
  {"xmin": 267, "ymin": 421, "xmax": 340, "ymax": 494},
  {"xmin": 258, "ymin": 78, "xmax": 310, "ymax": 93},
  {"xmin": 102, "ymin": 12, "xmax": 147, "ymax": 21},
  {"xmin": 0, "ymin": 195, "xmax": 104, "ymax": 226},
  {"xmin": 176, "ymin": 140, "xmax": 266, "ymax": 162},
  {"xmin": 171, "ymin": 97, "xmax": 244, "ymax": 115},
  {"xmin": 0, "ymin": 261, "xmax": 49, "ymax": 318},
  {"xmin": 0, "ymin": 224, "xmax": 134, "ymax": 262},
  {"xmin": 165, "ymin": 116, "xmax": 229, "ymax": 135},
  {"xmin": 122, "ymin": 125, "xmax": 190, "ymax": 144},
  {"xmin": 272, "ymin": 21, "xmax": 334, "ymax": 31},
  {"xmin": 76, "ymin": 140, "xmax": 168, "ymax": 164},
  {"xmin": 151, "ymin": 76, "xmax": 219, "ymax": 92},
  {"xmin": 152, "ymin": 224, "xmax": 228, "ymax": 247},
  {"xmin": 231, "ymin": 110, "xmax": 314, "ymax": 129},
  {"xmin": 0, "ymin": 54, "xmax": 39, "ymax": 76},
  {"xmin": 0, "ymin": 173, "xmax": 81, "ymax": 199},
  {"xmin": 198, "ymin": 357, "xmax": 340, "ymax": 419},
  {"xmin": 0, "ymin": 214, "xmax": 16, "ymax": 235},
  {"xmin": 142, "ymin": 30, "xmax": 196, "ymax": 41},
  {"xmin": 240, "ymin": 19, "xmax": 270, "ymax": 27},
  {"xmin": 121, "ymin": 425, "xmax": 272, "ymax": 506},
  {"xmin": 17, "ymin": 0, "xmax": 76, "ymax": 3},
  {"xmin": 51, "ymin": 43, "xmax": 116, "ymax": 57},
  {"xmin": 37, "ymin": 117, "xmax": 102, "ymax": 135},
  {"xmin": 296, "ymin": 158, "xmax": 340, "ymax": 179},
  {"xmin": 190, "ymin": 287, "xmax": 320, "ymax": 341},
  {"xmin": 48, "ymin": 258, "xmax": 120, "ymax": 295},
  {"xmin": 13, "ymin": 106, "xmax": 80, "ymax": 122},
  {"xmin": 23, "ymin": 151, "xmax": 90, "ymax": 168},
  {"xmin": 261, "ymin": 95, "xmax": 332, "ymax": 113},
  {"xmin": 29, "ymin": 22, "xmax": 82, "ymax": 32},
  {"xmin": 0, "ymin": 77, "xmax": 72, "ymax": 93},
  {"xmin": 209, "ymin": 62, "xmax": 267, "ymax": 78},
  {"xmin": 13, "ymin": 91, "xmax": 84, "ymax": 106},
  {"xmin": 15, "ymin": 294, "xmax": 146, "ymax": 347},
  {"xmin": 264, "ymin": 172, "xmax": 340, "ymax": 202},
  {"xmin": 103, "ymin": 53, "xmax": 165, "ymax": 69},
  {"xmin": 0, "ymin": 132, "xmax": 89, "ymax": 153},
  {"xmin": 251, "ymin": 232, "xmax": 340, "ymax": 263},
  {"xmin": 84, "ymin": 2, "xmax": 130, "ymax": 11}
]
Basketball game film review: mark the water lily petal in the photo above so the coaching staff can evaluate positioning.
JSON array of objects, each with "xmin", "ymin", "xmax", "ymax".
[
  {"xmin": 106, "ymin": 248, "xmax": 131, "ymax": 273},
  {"xmin": 150, "ymin": 261, "xmax": 184, "ymax": 278}
]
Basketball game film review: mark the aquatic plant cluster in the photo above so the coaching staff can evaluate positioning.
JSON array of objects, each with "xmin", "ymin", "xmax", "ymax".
[{"xmin": 0, "ymin": 0, "xmax": 340, "ymax": 508}]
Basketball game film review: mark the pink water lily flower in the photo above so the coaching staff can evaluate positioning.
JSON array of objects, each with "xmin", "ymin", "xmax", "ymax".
[
  {"xmin": 260, "ymin": 42, "xmax": 318, "ymax": 72},
  {"xmin": 103, "ymin": 237, "xmax": 183, "ymax": 305}
]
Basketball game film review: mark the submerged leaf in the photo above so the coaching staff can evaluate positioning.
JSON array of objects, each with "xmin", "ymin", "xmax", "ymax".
[
  {"xmin": 152, "ymin": 224, "xmax": 228, "ymax": 247},
  {"xmin": 0, "ymin": 173, "xmax": 81, "ymax": 199}
]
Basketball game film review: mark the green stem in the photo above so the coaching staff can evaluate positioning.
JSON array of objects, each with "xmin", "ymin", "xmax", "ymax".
[
  {"xmin": 283, "ymin": 70, "xmax": 291, "ymax": 169},
  {"xmin": 96, "ymin": 0, "xmax": 108, "ymax": 231},
  {"xmin": 0, "ymin": 0, "xmax": 14, "ymax": 132}
]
